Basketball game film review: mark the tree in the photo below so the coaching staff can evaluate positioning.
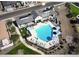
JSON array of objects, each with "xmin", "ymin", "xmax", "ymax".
[
  {"xmin": 7, "ymin": 20, "xmax": 12, "ymax": 27},
  {"xmin": 10, "ymin": 26, "xmax": 16, "ymax": 33},
  {"xmin": 73, "ymin": 37, "xmax": 79, "ymax": 44},
  {"xmin": 65, "ymin": 3, "xmax": 70, "ymax": 9},
  {"xmin": 10, "ymin": 34, "xmax": 19, "ymax": 42},
  {"xmin": 37, "ymin": 20, "xmax": 41, "ymax": 23}
]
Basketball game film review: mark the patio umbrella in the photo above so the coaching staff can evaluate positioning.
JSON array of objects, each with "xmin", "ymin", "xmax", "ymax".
[
  {"xmin": 53, "ymin": 32, "xmax": 57, "ymax": 35},
  {"xmin": 53, "ymin": 27, "xmax": 56, "ymax": 30}
]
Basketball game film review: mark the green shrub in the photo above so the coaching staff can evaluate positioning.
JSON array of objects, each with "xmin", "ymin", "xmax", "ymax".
[{"xmin": 10, "ymin": 34, "xmax": 19, "ymax": 42}]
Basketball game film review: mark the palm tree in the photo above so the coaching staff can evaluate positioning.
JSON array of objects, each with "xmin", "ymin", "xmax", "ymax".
[{"xmin": 65, "ymin": 2, "xmax": 70, "ymax": 9}]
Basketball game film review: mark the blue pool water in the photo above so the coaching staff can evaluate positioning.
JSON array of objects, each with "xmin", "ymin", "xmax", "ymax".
[{"xmin": 36, "ymin": 24, "xmax": 53, "ymax": 42}]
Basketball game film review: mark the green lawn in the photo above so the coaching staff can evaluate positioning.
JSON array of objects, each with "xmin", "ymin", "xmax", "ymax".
[
  {"xmin": 7, "ymin": 43, "xmax": 40, "ymax": 55},
  {"xmin": 70, "ymin": 4, "xmax": 79, "ymax": 17}
]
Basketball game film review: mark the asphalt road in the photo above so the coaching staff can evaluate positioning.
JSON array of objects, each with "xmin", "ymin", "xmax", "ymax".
[{"xmin": 0, "ymin": 2, "xmax": 61, "ymax": 20}]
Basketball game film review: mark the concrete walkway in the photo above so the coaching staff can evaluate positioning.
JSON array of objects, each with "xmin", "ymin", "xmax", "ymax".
[
  {"xmin": 17, "ymin": 49, "xmax": 24, "ymax": 55},
  {"xmin": 14, "ymin": 25, "xmax": 44, "ymax": 55}
]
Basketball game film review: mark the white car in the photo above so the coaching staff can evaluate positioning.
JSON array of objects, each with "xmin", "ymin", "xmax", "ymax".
[
  {"xmin": 5, "ymin": 6, "xmax": 15, "ymax": 12},
  {"xmin": 29, "ymin": 4, "xmax": 35, "ymax": 7}
]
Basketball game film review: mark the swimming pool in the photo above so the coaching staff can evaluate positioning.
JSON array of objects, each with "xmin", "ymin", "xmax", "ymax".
[{"xmin": 35, "ymin": 24, "xmax": 53, "ymax": 42}]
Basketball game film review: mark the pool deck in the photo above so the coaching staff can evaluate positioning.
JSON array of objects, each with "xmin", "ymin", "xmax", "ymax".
[{"xmin": 27, "ymin": 21, "xmax": 60, "ymax": 49}]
